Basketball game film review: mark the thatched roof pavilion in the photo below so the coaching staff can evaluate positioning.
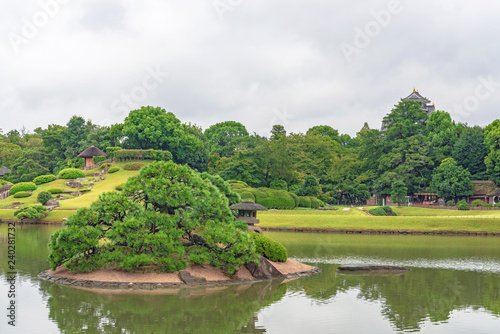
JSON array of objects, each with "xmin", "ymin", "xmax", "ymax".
[
  {"xmin": 0, "ymin": 167, "xmax": 11, "ymax": 176},
  {"xmin": 229, "ymin": 202, "xmax": 268, "ymax": 234},
  {"xmin": 77, "ymin": 145, "xmax": 107, "ymax": 168}
]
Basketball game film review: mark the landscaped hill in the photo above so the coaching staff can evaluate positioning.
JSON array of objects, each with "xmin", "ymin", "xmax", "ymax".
[{"xmin": 0, "ymin": 162, "xmax": 145, "ymax": 222}]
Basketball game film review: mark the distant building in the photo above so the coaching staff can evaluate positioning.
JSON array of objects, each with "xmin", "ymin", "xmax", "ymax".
[
  {"xmin": 400, "ymin": 88, "xmax": 436, "ymax": 115},
  {"xmin": 382, "ymin": 88, "xmax": 436, "ymax": 130}
]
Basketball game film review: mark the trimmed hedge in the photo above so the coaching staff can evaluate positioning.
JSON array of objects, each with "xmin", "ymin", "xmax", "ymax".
[
  {"xmin": 446, "ymin": 200, "xmax": 455, "ymax": 206},
  {"xmin": 48, "ymin": 188, "xmax": 63, "ymax": 194},
  {"xmin": 114, "ymin": 149, "xmax": 172, "ymax": 161},
  {"xmin": 33, "ymin": 174, "xmax": 56, "ymax": 185},
  {"xmin": 115, "ymin": 183, "xmax": 125, "ymax": 191},
  {"xmin": 239, "ymin": 191, "xmax": 255, "ymax": 201},
  {"xmin": 299, "ymin": 196, "xmax": 312, "ymax": 208},
  {"xmin": 10, "ymin": 182, "xmax": 37, "ymax": 195},
  {"xmin": 108, "ymin": 167, "xmax": 120, "ymax": 173},
  {"xmin": 100, "ymin": 163, "xmax": 112, "ymax": 170},
  {"xmin": 37, "ymin": 191, "xmax": 52, "ymax": 205},
  {"xmin": 13, "ymin": 191, "xmax": 32, "ymax": 198},
  {"xmin": 80, "ymin": 188, "xmax": 91, "ymax": 193},
  {"xmin": 250, "ymin": 233, "xmax": 288, "ymax": 262},
  {"xmin": 124, "ymin": 162, "xmax": 146, "ymax": 171},
  {"xmin": 58, "ymin": 168, "xmax": 85, "ymax": 179}
]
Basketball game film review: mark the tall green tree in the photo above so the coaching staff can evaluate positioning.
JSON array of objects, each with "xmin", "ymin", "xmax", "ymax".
[
  {"xmin": 382, "ymin": 101, "xmax": 428, "ymax": 142},
  {"xmin": 391, "ymin": 180, "xmax": 408, "ymax": 206},
  {"xmin": 452, "ymin": 126, "xmax": 487, "ymax": 178},
  {"xmin": 426, "ymin": 110, "xmax": 457, "ymax": 164},
  {"xmin": 484, "ymin": 119, "xmax": 500, "ymax": 184},
  {"xmin": 306, "ymin": 125, "xmax": 340, "ymax": 142},
  {"xmin": 204, "ymin": 121, "xmax": 249, "ymax": 157},
  {"xmin": 429, "ymin": 158, "xmax": 474, "ymax": 201},
  {"xmin": 122, "ymin": 106, "xmax": 208, "ymax": 171}
]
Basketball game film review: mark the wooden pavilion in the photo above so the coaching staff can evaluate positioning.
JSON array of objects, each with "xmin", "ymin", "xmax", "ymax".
[{"xmin": 77, "ymin": 145, "xmax": 107, "ymax": 168}]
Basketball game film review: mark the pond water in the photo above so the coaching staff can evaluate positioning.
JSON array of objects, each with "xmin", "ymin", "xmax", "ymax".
[{"xmin": 1, "ymin": 225, "xmax": 500, "ymax": 333}]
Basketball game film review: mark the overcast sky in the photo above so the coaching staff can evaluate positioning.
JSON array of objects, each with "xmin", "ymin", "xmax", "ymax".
[{"xmin": 1, "ymin": 0, "xmax": 500, "ymax": 137}]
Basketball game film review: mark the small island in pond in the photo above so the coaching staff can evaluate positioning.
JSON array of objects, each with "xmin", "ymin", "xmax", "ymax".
[{"xmin": 40, "ymin": 161, "xmax": 320, "ymax": 288}]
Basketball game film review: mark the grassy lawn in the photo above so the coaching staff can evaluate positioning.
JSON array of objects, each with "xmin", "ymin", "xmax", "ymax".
[
  {"xmin": 259, "ymin": 207, "xmax": 500, "ymax": 233},
  {"xmin": 367, "ymin": 206, "xmax": 500, "ymax": 217},
  {"xmin": 0, "ymin": 163, "xmax": 140, "ymax": 222}
]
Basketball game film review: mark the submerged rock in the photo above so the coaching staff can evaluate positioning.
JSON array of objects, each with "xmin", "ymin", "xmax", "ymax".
[{"xmin": 337, "ymin": 264, "xmax": 410, "ymax": 272}]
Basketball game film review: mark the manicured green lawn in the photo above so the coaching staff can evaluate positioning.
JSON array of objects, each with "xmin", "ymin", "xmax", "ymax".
[
  {"xmin": 0, "ymin": 163, "xmax": 140, "ymax": 222},
  {"xmin": 259, "ymin": 207, "xmax": 500, "ymax": 233}
]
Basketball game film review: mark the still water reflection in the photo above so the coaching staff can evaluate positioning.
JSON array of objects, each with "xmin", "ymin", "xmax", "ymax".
[{"xmin": 1, "ymin": 225, "xmax": 499, "ymax": 333}]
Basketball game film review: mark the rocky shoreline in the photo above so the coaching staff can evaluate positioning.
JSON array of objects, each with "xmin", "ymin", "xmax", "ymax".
[{"xmin": 38, "ymin": 258, "xmax": 321, "ymax": 290}]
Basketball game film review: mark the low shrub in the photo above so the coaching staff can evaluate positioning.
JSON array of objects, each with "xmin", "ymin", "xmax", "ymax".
[
  {"xmin": 457, "ymin": 200, "xmax": 470, "ymax": 210},
  {"xmin": 485, "ymin": 203, "xmax": 493, "ymax": 208},
  {"xmin": 107, "ymin": 167, "xmax": 120, "ymax": 173},
  {"xmin": 14, "ymin": 204, "xmax": 47, "ymax": 221},
  {"xmin": 0, "ymin": 179, "xmax": 12, "ymax": 186},
  {"xmin": 10, "ymin": 182, "xmax": 37, "ymax": 195},
  {"xmin": 115, "ymin": 183, "xmax": 125, "ymax": 191},
  {"xmin": 58, "ymin": 168, "xmax": 85, "ymax": 179},
  {"xmin": 124, "ymin": 162, "xmax": 146, "ymax": 171},
  {"xmin": 37, "ymin": 191, "xmax": 52, "ymax": 205},
  {"xmin": 470, "ymin": 199, "xmax": 485, "ymax": 207},
  {"xmin": 13, "ymin": 191, "xmax": 32, "ymax": 198},
  {"xmin": 369, "ymin": 207, "xmax": 387, "ymax": 216},
  {"xmin": 47, "ymin": 188, "xmax": 62, "ymax": 194},
  {"xmin": 494, "ymin": 202, "xmax": 500, "ymax": 208},
  {"xmin": 80, "ymin": 188, "xmax": 91, "ymax": 193},
  {"xmin": 369, "ymin": 206, "xmax": 397, "ymax": 216},
  {"xmin": 100, "ymin": 163, "xmax": 112, "ymax": 170},
  {"xmin": 446, "ymin": 200, "xmax": 455, "ymax": 206},
  {"xmin": 381, "ymin": 206, "xmax": 397, "ymax": 216},
  {"xmin": 250, "ymin": 233, "xmax": 288, "ymax": 262}
]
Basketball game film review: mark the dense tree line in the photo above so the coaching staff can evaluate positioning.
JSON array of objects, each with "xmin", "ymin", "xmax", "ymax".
[{"xmin": 1, "ymin": 103, "xmax": 500, "ymax": 204}]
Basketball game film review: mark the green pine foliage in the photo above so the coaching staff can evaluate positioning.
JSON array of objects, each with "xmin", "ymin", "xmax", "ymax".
[
  {"xmin": 48, "ymin": 161, "xmax": 258, "ymax": 274},
  {"xmin": 37, "ymin": 191, "xmax": 52, "ymax": 205},
  {"xmin": 58, "ymin": 168, "xmax": 85, "ymax": 179},
  {"xmin": 10, "ymin": 182, "xmax": 37, "ymax": 195},
  {"xmin": 14, "ymin": 204, "xmax": 47, "ymax": 220},
  {"xmin": 250, "ymin": 233, "xmax": 288, "ymax": 262}
]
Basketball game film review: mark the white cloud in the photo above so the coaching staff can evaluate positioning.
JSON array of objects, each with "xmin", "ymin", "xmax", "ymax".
[{"xmin": 1, "ymin": 0, "xmax": 499, "ymax": 136}]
